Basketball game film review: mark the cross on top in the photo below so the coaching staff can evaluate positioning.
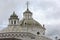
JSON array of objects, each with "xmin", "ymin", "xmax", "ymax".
[{"xmin": 26, "ymin": 1, "xmax": 29, "ymax": 9}]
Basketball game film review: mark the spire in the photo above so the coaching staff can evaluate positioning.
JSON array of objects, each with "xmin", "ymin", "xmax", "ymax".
[
  {"xmin": 26, "ymin": 1, "xmax": 29, "ymax": 10},
  {"xmin": 23, "ymin": 1, "xmax": 32, "ymax": 13},
  {"xmin": 11, "ymin": 11, "xmax": 18, "ymax": 17},
  {"xmin": 9, "ymin": 11, "xmax": 19, "ymax": 20},
  {"xmin": 13, "ymin": 11, "xmax": 15, "ymax": 15},
  {"xmin": 23, "ymin": 1, "xmax": 32, "ymax": 19}
]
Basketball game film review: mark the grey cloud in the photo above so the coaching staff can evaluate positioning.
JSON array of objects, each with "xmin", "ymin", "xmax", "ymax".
[
  {"xmin": 31, "ymin": 0, "xmax": 60, "ymax": 19},
  {"xmin": 45, "ymin": 24, "xmax": 60, "ymax": 37}
]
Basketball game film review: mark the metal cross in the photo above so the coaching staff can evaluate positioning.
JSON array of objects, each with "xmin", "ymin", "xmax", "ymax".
[{"xmin": 26, "ymin": 1, "xmax": 29, "ymax": 9}]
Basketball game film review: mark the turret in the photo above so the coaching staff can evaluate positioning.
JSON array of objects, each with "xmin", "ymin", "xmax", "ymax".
[
  {"xmin": 23, "ymin": 9, "xmax": 33, "ymax": 20},
  {"xmin": 8, "ymin": 11, "xmax": 19, "ymax": 26}
]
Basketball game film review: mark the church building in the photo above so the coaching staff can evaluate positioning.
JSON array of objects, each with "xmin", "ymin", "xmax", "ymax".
[{"xmin": 0, "ymin": 2, "xmax": 52, "ymax": 40}]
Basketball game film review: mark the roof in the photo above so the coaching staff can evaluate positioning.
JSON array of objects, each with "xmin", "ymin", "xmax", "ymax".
[
  {"xmin": 23, "ymin": 9, "xmax": 32, "ymax": 14},
  {"xmin": 9, "ymin": 11, "xmax": 19, "ymax": 20},
  {"xmin": 19, "ymin": 18, "xmax": 45, "ymax": 29}
]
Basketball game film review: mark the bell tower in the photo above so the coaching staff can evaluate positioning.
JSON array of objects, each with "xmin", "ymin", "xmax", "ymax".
[{"xmin": 8, "ymin": 11, "xmax": 19, "ymax": 26}]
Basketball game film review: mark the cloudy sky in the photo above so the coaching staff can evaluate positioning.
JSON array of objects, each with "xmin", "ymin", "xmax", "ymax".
[{"xmin": 0, "ymin": 0, "xmax": 60, "ymax": 39}]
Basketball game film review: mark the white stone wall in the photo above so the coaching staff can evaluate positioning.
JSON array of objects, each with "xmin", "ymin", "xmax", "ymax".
[{"xmin": 19, "ymin": 25, "xmax": 45, "ymax": 36}]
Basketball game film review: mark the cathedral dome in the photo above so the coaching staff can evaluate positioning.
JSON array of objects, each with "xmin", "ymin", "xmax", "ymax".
[{"xmin": 20, "ymin": 19, "xmax": 45, "ymax": 29}]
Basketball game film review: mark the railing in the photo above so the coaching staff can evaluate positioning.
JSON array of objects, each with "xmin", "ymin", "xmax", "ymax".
[{"xmin": 0, "ymin": 32, "xmax": 35, "ymax": 39}]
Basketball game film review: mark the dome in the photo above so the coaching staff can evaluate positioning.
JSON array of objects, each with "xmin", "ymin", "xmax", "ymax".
[
  {"xmin": 9, "ymin": 11, "xmax": 19, "ymax": 20},
  {"xmin": 23, "ymin": 9, "xmax": 32, "ymax": 14},
  {"xmin": 19, "ymin": 19, "xmax": 45, "ymax": 29}
]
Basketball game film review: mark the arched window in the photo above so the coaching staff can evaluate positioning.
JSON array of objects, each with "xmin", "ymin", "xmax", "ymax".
[
  {"xmin": 14, "ymin": 20, "xmax": 16, "ymax": 24},
  {"xmin": 11, "ymin": 20, "xmax": 13, "ymax": 24}
]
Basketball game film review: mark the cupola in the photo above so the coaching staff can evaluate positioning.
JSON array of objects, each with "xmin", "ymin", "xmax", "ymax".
[
  {"xmin": 9, "ymin": 11, "xmax": 19, "ymax": 26},
  {"xmin": 23, "ymin": 2, "xmax": 33, "ymax": 20}
]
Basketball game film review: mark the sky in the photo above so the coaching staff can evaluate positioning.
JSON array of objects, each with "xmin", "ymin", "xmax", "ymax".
[{"xmin": 0, "ymin": 0, "xmax": 60, "ymax": 39}]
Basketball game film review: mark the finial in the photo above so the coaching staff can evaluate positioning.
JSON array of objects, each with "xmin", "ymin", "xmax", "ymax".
[
  {"xmin": 13, "ymin": 11, "xmax": 15, "ymax": 14},
  {"xmin": 55, "ymin": 36, "xmax": 58, "ymax": 40},
  {"xmin": 26, "ymin": 1, "xmax": 29, "ymax": 10},
  {"xmin": 12, "ymin": 11, "xmax": 17, "ymax": 16},
  {"xmin": 43, "ymin": 24, "xmax": 45, "ymax": 27}
]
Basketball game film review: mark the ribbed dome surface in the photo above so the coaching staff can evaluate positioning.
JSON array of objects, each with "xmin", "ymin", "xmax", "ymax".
[{"xmin": 20, "ymin": 19, "xmax": 43, "ymax": 28}]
